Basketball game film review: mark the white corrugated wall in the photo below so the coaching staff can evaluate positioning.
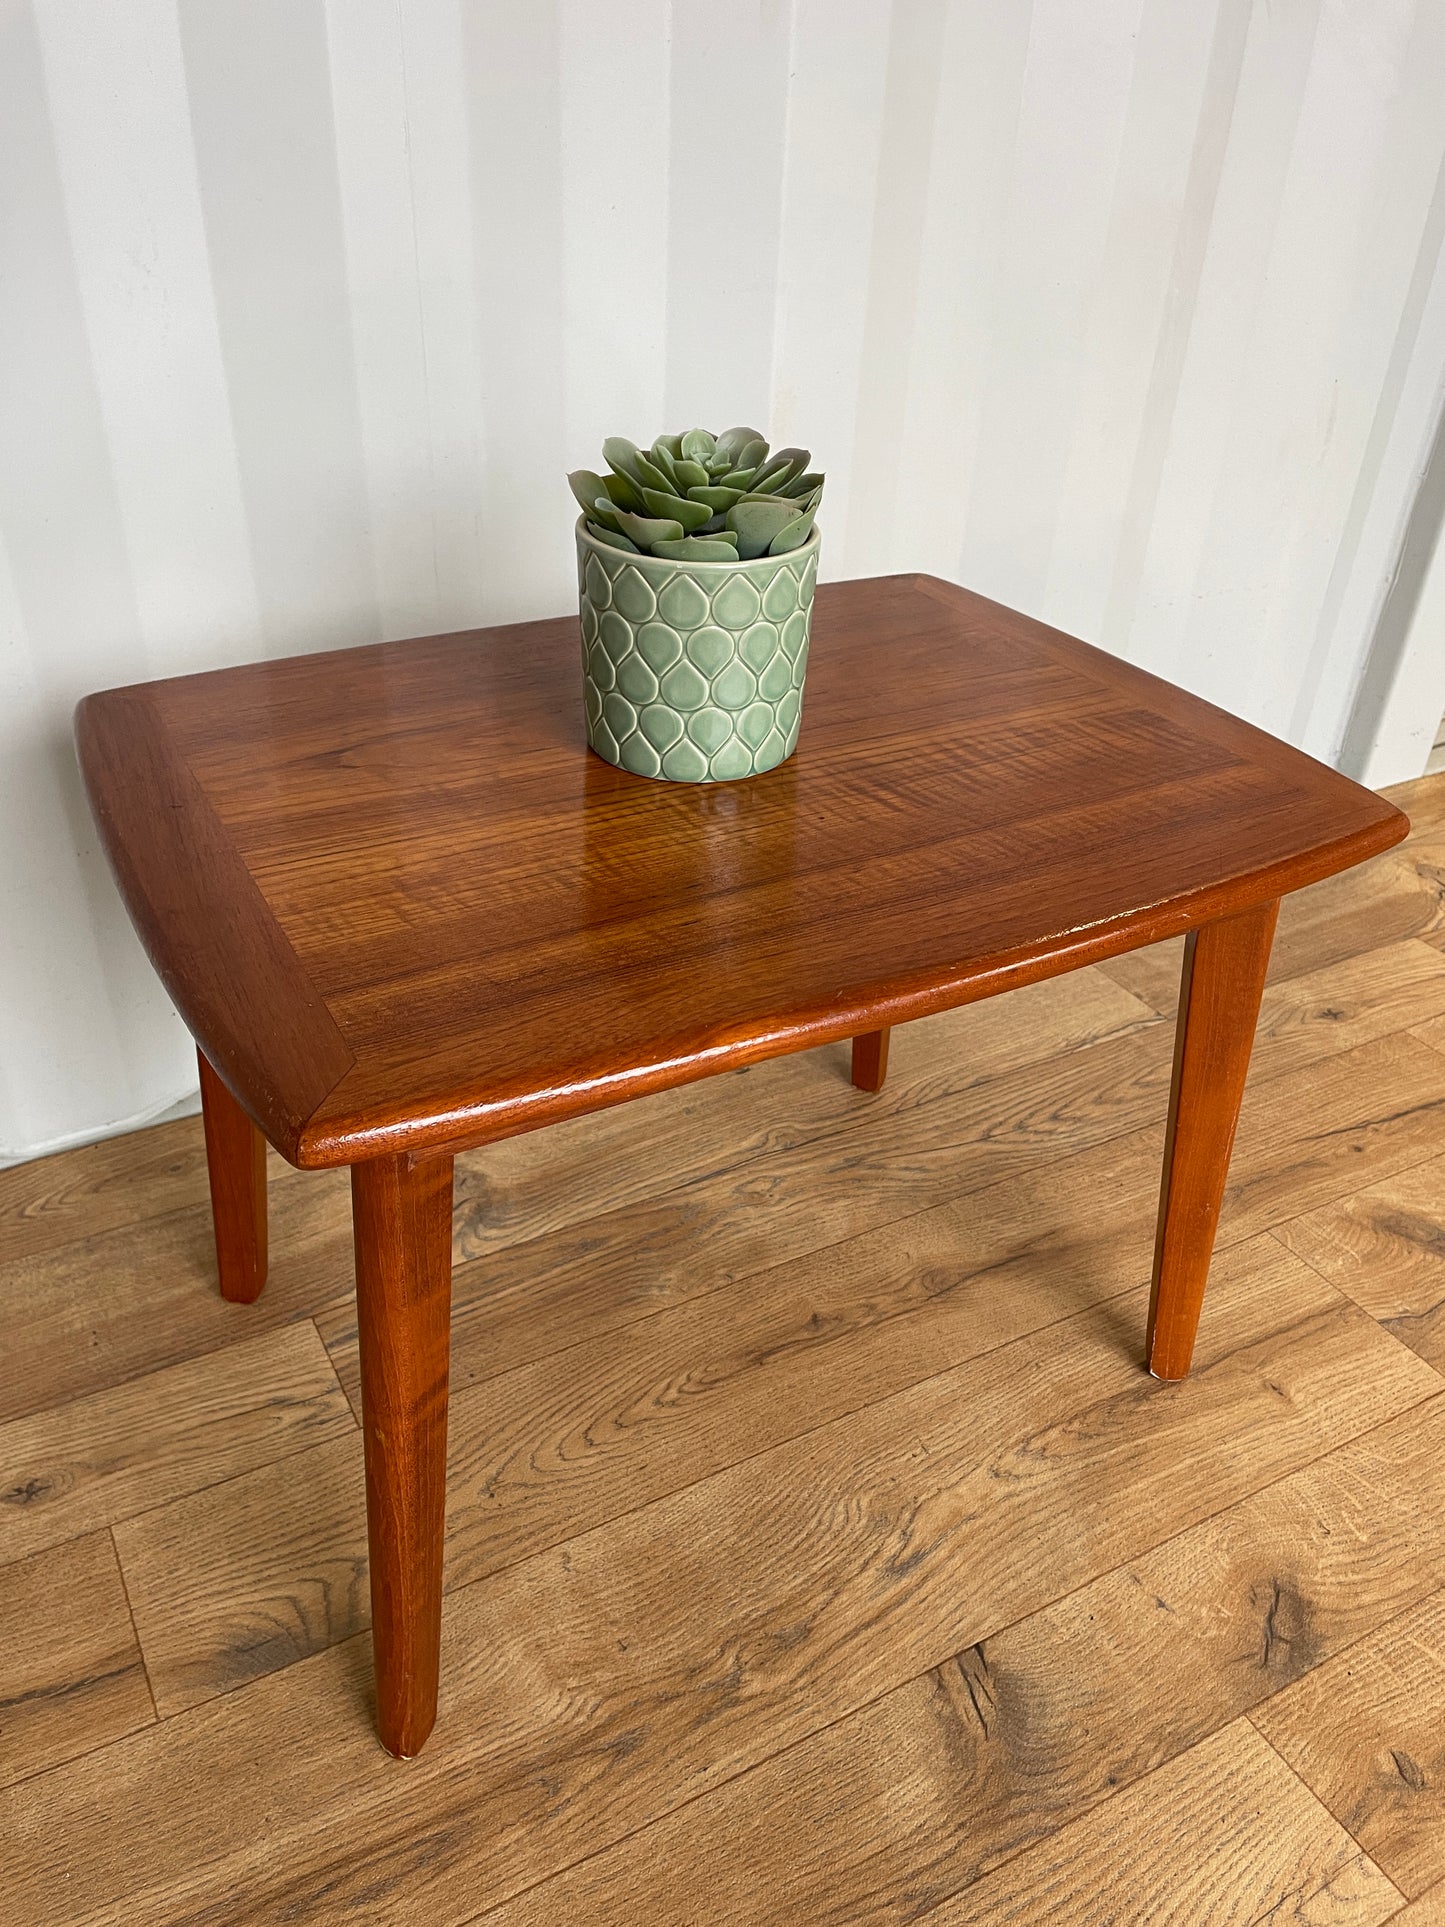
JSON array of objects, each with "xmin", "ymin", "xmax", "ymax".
[{"xmin": 3, "ymin": 0, "xmax": 1444, "ymax": 1161}]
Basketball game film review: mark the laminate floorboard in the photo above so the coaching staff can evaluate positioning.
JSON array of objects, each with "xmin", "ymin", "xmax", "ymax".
[{"xmin": 0, "ymin": 773, "xmax": 1441, "ymax": 1923}]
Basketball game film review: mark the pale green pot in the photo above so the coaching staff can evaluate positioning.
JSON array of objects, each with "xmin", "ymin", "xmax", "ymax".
[{"xmin": 575, "ymin": 516, "xmax": 819, "ymax": 782}]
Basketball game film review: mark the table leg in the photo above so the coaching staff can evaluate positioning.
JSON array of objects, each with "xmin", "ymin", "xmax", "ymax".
[
  {"xmin": 197, "ymin": 1048, "xmax": 268, "ymax": 1304},
  {"xmin": 351, "ymin": 1151, "xmax": 454, "ymax": 1758},
  {"xmin": 851, "ymin": 1028, "xmax": 891, "ymax": 1092},
  {"xmin": 1146, "ymin": 899, "xmax": 1278, "ymax": 1381}
]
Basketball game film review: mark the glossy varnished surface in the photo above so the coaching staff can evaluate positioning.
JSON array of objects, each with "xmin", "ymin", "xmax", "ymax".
[
  {"xmin": 76, "ymin": 574, "xmax": 1407, "ymax": 1167},
  {"xmin": 2, "ymin": 774, "xmax": 1444, "ymax": 1916}
]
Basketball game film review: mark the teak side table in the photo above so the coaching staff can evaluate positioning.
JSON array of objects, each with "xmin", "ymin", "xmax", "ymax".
[{"xmin": 76, "ymin": 574, "xmax": 1408, "ymax": 1757}]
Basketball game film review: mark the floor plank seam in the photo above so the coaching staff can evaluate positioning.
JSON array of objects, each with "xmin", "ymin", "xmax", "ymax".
[
  {"xmin": 98, "ymin": 1421, "xmax": 362, "ymax": 1567},
  {"xmin": 108, "ymin": 1522, "xmax": 160, "ymax": 1730},
  {"xmin": 1263, "ymin": 1215, "xmax": 1445, "ymax": 1390},
  {"xmin": 11, "ymin": 984, "xmax": 1439, "ymax": 1430},
  {"xmin": 6, "ymin": 780, "xmax": 1445, "ymax": 1918},
  {"xmin": 437, "ymin": 998, "xmax": 1171, "ymax": 1264},
  {"xmin": 19, "ymin": 1312, "xmax": 1444, "ymax": 1827},
  {"xmin": 421, "ymin": 1274, "xmax": 1387, "ymax": 1614},
  {"xmin": 433, "ymin": 1010, "xmax": 1445, "ymax": 1388},
  {"xmin": 0, "ymin": 1305, "xmax": 336, "ymax": 1438},
  {"xmin": 423, "ymin": 1387, "xmax": 1445, "ymax": 1911},
  {"xmin": 405, "ymin": 1126, "xmax": 1152, "ymax": 1404},
  {"xmin": 1245, "ymin": 1703, "xmax": 1413, "ymax": 1902},
  {"xmin": 316, "ymin": 1312, "xmax": 364, "ymax": 1427},
  {"xmin": 455, "ymin": 1402, "xmax": 1445, "ymax": 1927}
]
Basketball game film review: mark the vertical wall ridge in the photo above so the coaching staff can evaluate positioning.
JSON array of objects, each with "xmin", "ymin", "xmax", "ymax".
[{"xmin": 5, "ymin": 0, "xmax": 1445, "ymax": 1159}]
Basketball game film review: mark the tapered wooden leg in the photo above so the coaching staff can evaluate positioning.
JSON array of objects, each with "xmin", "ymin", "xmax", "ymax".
[
  {"xmin": 197, "ymin": 1049, "xmax": 268, "ymax": 1304},
  {"xmin": 851, "ymin": 1027, "xmax": 891, "ymax": 1092},
  {"xmin": 1146, "ymin": 899, "xmax": 1278, "ymax": 1381},
  {"xmin": 352, "ymin": 1151, "xmax": 454, "ymax": 1758}
]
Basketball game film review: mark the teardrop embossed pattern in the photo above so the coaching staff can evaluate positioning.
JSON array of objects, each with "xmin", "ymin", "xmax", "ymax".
[{"xmin": 575, "ymin": 518, "xmax": 819, "ymax": 782}]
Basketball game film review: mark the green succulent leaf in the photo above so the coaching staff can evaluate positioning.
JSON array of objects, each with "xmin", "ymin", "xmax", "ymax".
[
  {"xmin": 586, "ymin": 520, "xmax": 639, "ymax": 552},
  {"xmin": 649, "ymin": 444, "xmax": 680, "ymax": 489},
  {"xmin": 686, "ymin": 485, "xmax": 745, "ymax": 512},
  {"xmin": 767, "ymin": 505, "xmax": 817, "ymax": 554},
  {"xmin": 640, "ymin": 487, "xmax": 712, "ymax": 532},
  {"xmin": 746, "ymin": 468, "xmax": 793, "ymax": 496},
  {"xmin": 713, "ymin": 425, "xmax": 766, "ymax": 466},
  {"xmin": 575, "ymin": 429, "xmax": 823, "ymax": 562},
  {"xmin": 631, "ymin": 451, "xmax": 674, "ymax": 493},
  {"xmin": 651, "ymin": 536, "xmax": 739, "ymax": 560},
  {"xmin": 751, "ymin": 448, "xmax": 810, "ymax": 494},
  {"xmin": 588, "ymin": 495, "xmax": 624, "ymax": 531},
  {"xmin": 612, "ymin": 508, "xmax": 684, "ymax": 549},
  {"xmin": 602, "ymin": 436, "xmax": 645, "ymax": 482},
  {"xmin": 568, "ymin": 469, "xmax": 610, "ymax": 516},
  {"xmin": 726, "ymin": 497, "xmax": 801, "ymax": 560},
  {"xmin": 601, "ymin": 469, "xmax": 644, "ymax": 511}
]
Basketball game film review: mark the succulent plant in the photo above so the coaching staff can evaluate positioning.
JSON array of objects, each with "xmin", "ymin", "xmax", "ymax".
[{"xmin": 568, "ymin": 426, "xmax": 823, "ymax": 562}]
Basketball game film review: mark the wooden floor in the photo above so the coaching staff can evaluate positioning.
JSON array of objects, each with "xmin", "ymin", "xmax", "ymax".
[{"xmin": 2, "ymin": 773, "xmax": 1444, "ymax": 1925}]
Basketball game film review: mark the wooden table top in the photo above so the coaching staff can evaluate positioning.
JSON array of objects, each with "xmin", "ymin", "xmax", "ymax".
[{"xmin": 76, "ymin": 573, "xmax": 1407, "ymax": 1169}]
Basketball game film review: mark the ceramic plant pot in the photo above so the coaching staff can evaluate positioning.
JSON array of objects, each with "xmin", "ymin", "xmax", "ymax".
[{"xmin": 575, "ymin": 516, "xmax": 819, "ymax": 782}]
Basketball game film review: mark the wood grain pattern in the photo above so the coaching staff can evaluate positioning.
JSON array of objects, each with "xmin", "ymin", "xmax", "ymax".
[
  {"xmin": 318, "ymin": 1023, "xmax": 1445, "ymax": 1427},
  {"xmin": 1216, "ymin": 1032, "xmax": 1445, "ymax": 1248},
  {"xmin": 0, "ymin": 1173, "xmax": 353, "ymax": 1426},
  {"xmin": 1382, "ymin": 1879, "xmax": 1445, "ymax": 1923},
  {"xmin": 143, "ymin": 1014, "xmax": 1445, "ymax": 1722},
  {"xmin": 0, "ymin": 1321, "xmax": 352, "ymax": 1566},
  {"xmin": 1097, "ymin": 936, "xmax": 1187, "ymax": 1015},
  {"xmin": 1279, "ymin": 1155, "xmax": 1445, "ymax": 1375},
  {"xmin": 1102, "ymin": 856, "xmax": 1442, "ymax": 1020},
  {"xmin": 1148, "ymin": 898, "xmax": 1278, "ymax": 1377},
  {"xmin": 73, "ymin": 687, "xmax": 353, "ymax": 1161},
  {"xmin": 316, "ymin": 998, "xmax": 1180, "ymax": 1420},
  {"xmin": 1256, "ymin": 1589, "xmax": 1445, "ymax": 1900},
  {"xmin": 76, "ymin": 575, "xmax": 1406, "ymax": 1167},
  {"xmin": 922, "ymin": 1719, "xmax": 1402, "ymax": 1927},
  {"xmin": 352, "ymin": 1153, "xmax": 454, "ymax": 1757},
  {"xmin": 0, "ymin": 1532, "xmax": 153, "ymax": 1790},
  {"xmin": 126, "ymin": 1056, "xmax": 1413, "ymax": 1715},
  {"xmin": 0, "ymin": 759, "xmax": 1433, "ymax": 1911},
  {"xmin": 851, "ymin": 1026, "xmax": 890, "ymax": 1091},
  {"xmin": 197, "ymin": 1050, "xmax": 269, "ymax": 1303},
  {"xmin": 1099, "ymin": 792, "xmax": 1443, "ymax": 1016},
  {"xmin": 1413, "ymin": 1013, "xmax": 1445, "ymax": 1057},
  {"xmin": 10, "ymin": 1236, "xmax": 1432, "ymax": 1926},
  {"xmin": 0, "ymin": 950, "xmax": 1145, "ymax": 1430},
  {"xmin": 0, "ymin": 1112, "xmax": 210, "ymax": 1267},
  {"xmin": 1265, "ymin": 834, "xmax": 1443, "ymax": 986},
  {"xmin": 433, "ymin": 935, "xmax": 1438, "ymax": 1299},
  {"xmin": 486, "ymin": 1392, "xmax": 1445, "ymax": 1925},
  {"xmin": 109, "ymin": 1125, "xmax": 1184, "ymax": 1714},
  {"xmin": 1250, "ymin": 939, "xmax": 1445, "ymax": 1074},
  {"xmin": 113, "ymin": 1430, "xmax": 365, "ymax": 1717},
  {"xmin": 443, "ymin": 965, "xmax": 1155, "ymax": 1267},
  {"xmin": 1387, "ymin": 774, "xmax": 1445, "ymax": 836},
  {"xmin": 74, "ymin": 592, "xmax": 1408, "ymax": 1763}
]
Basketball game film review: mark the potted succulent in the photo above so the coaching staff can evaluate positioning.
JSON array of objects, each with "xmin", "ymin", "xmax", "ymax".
[{"xmin": 569, "ymin": 426, "xmax": 823, "ymax": 782}]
